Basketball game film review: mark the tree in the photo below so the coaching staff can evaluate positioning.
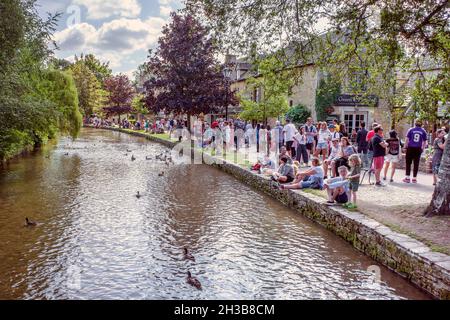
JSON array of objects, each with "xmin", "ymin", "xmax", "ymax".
[
  {"xmin": 0, "ymin": 0, "xmax": 83, "ymax": 160},
  {"xmin": 132, "ymin": 93, "xmax": 149, "ymax": 116},
  {"xmin": 315, "ymin": 76, "xmax": 341, "ymax": 121},
  {"xmin": 75, "ymin": 53, "xmax": 112, "ymax": 85},
  {"xmin": 143, "ymin": 12, "xmax": 236, "ymax": 129},
  {"xmin": 103, "ymin": 74, "xmax": 134, "ymax": 122},
  {"xmin": 286, "ymin": 104, "xmax": 311, "ymax": 125},
  {"xmin": 188, "ymin": 0, "xmax": 450, "ymax": 215},
  {"xmin": 425, "ymin": 140, "xmax": 450, "ymax": 217},
  {"xmin": 36, "ymin": 70, "xmax": 83, "ymax": 138},
  {"xmin": 70, "ymin": 60, "xmax": 104, "ymax": 117},
  {"xmin": 239, "ymin": 56, "xmax": 292, "ymax": 123}
]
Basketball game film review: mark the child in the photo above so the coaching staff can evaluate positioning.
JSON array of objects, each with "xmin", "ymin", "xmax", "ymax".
[
  {"xmin": 323, "ymin": 166, "xmax": 349, "ymax": 205},
  {"xmin": 344, "ymin": 154, "xmax": 361, "ymax": 209}
]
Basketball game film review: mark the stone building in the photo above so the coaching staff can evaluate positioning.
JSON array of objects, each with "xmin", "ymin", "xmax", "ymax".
[{"xmin": 225, "ymin": 53, "xmax": 447, "ymax": 138}]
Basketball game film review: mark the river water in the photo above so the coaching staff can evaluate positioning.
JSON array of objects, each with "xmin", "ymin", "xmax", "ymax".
[{"xmin": 0, "ymin": 128, "xmax": 429, "ymax": 299}]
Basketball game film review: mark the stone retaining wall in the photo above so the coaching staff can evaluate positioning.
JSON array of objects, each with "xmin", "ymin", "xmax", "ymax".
[{"xmin": 88, "ymin": 126, "xmax": 449, "ymax": 299}]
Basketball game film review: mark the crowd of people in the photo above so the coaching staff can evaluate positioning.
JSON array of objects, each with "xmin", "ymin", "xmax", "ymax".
[
  {"xmin": 89, "ymin": 114, "xmax": 447, "ymax": 208},
  {"xmin": 253, "ymin": 118, "xmax": 447, "ymax": 209}
]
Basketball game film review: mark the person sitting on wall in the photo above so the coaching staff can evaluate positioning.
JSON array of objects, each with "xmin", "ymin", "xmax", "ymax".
[
  {"xmin": 271, "ymin": 156, "xmax": 295, "ymax": 183},
  {"xmin": 323, "ymin": 138, "xmax": 341, "ymax": 179},
  {"xmin": 323, "ymin": 165, "xmax": 350, "ymax": 205},
  {"xmin": 277, "ymin": 157, "xmax": 324, "ymax": 190}
]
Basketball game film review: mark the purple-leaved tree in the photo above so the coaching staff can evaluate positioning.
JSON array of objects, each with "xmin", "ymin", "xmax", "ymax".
[
  {"xmin": 143, "ymin": 12, "xmax": 236, "ymax": 130},
  {"xmin": 103, "ymin": 74, "xmax": 135, "ymax": 124}
]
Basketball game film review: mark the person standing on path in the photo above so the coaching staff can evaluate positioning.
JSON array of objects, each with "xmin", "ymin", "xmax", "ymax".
[
  {"xmin": 356, "ymin": 121, "xmax": 369, "ymax": 168},
  {"xmin": 371, "ymin": 126, "xmax": 388, "ymax": 186},
  {"xmin": 283, "ymin": 119, "xmax": 298, "ymax": 158},
  {"xmin": 304, "ymin": 117, "xmax": 317, "ymax": 160},
  {"xmin": 431, "ymin": 129, "xmax": 446, "ymax": 186},
  {"xmin": 274, "ymin": 120, "xmax": 284, "ymax": 151},
  {"xmin": 366, "ymin": 122, "xmax": 378, "ymax": 170},
  {"xmin": 403, "ymin": 120, "xmax": 428, "ymax": 184}
]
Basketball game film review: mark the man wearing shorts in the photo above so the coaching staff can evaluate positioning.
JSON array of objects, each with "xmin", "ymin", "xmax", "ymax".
[
  {"xmin": 371, "ymin": 126, "xmax": 388, "ymax": 186},
  {"xmin": 304, "ymin": 117, "xmax": 317, "ymax": 157}
]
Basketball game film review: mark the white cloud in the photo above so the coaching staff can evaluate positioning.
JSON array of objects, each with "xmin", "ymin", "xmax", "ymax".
[
  {"xmin": 96, "ymin": 18, "xmax": 165, "ymax": 52},
  {"xmin": 53, "ymin": 17, "xmax": 166, "ymax": 53},
  {"xmin": 73, "ymin": 0, "xmax": 141, "ymax": 20},
  {"xmin": 53, "ymin": 23, "xmax": 97, "ymax": 51},
  {"xmin": 158, "ymin": 0, "xmax": 182, "ymax": 16},
  {"xmin": 159, "ymin": 5, "xmax": 172, "ymax": 17}
]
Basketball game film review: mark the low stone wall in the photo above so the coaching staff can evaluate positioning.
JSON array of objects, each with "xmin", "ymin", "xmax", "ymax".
[{"xmin": 87, "ymin": 125, "xmax": 450, "ymax": 299}]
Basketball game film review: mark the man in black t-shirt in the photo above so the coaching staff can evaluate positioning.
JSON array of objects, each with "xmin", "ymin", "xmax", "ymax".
[
  {"xmin": 371, "ymin": 126, "xmax": 388, "ymax": 186},
  {"xmin": 356, "ymin": 121, "xmax": 369, "ymax": 168}
]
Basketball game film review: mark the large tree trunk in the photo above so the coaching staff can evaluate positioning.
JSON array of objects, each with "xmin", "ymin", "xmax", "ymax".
[{"xmin": 425, "ymin": 138, "xmax": 450, "ymax": 217}]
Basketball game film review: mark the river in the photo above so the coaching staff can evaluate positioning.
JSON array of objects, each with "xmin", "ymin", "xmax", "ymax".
[{"xmin": 0, "ymin": 128, "xmax": 429, "ymax": 299}]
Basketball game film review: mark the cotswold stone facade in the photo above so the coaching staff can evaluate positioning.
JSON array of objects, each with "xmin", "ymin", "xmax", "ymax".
[{"xmin": 89, "ymin": 126, "xmax": 450, "ymax": 299}]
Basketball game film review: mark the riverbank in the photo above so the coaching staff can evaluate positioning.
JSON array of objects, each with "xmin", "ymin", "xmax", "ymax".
[{"xmin": 85, "ymin": 125, "xmax": 450, "ymax": 299}]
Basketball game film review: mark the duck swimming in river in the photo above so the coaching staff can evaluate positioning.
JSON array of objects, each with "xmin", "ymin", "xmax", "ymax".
[
  {"xmin": 183, "ymin": 247, "xmax": 195, "ymax": 262},
  {"xmin": 131, "ymin": 155, "xmax": 136, "ymax": 161},
  {"xmin": 186, "ymin": 271, "xmax": 201, "ymax": 290},
  {"xmin": 25, "ymin": 217, "xmax": 37, "ymax": 227},
  {"xmin": 135, "ymin": 191, "xmax": 142, "ymax": 199}
]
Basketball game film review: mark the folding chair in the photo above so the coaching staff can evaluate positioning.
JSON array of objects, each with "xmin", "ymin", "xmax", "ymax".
[{"xmin": 360, "ymin": 158, "xmax": 374, "ymax": 185}]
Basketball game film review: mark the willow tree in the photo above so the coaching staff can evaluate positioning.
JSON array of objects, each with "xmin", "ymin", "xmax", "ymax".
[
  {"xmin": 188, "ymin": 0, "xmax": 450, "ymax": 215},
  {"xmin": 143, "ymin": 12, "xmax": 236, "ymax": 129}
]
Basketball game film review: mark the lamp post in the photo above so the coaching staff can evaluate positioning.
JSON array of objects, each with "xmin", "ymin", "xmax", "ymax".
[{"xmin": 223, "ymin": 66, "xmax": 232, "ymax": 121}]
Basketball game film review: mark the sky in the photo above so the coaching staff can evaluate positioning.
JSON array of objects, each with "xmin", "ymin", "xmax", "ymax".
[{"xmin": 36, "ymin": 0, "xmax": 184, "ymax": 79}]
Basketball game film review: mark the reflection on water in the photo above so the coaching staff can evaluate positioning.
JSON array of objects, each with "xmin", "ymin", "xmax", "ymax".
[{"xmin": 0, "ymin": 128, "xmax": 429, "ymax": 299}]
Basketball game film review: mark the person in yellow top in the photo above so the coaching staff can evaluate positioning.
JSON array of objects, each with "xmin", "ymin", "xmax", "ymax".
[{"xmin": 332, "ymin": 119, "xmax": 340, "ymax": 132}]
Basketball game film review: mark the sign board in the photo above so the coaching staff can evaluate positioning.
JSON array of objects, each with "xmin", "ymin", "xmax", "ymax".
[{"xmin": 334, "ymin": 94, "xmax": 378, "ymax": 107}]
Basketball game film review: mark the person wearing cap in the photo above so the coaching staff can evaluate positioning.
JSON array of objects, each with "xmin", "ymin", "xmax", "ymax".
[
  {"xmin": 403, "ymin": 119, "xmax": 428, "ymax": 183},
  {"xmin": 329, "ymin": 124, "xmax": 341, "ymax": 141}
]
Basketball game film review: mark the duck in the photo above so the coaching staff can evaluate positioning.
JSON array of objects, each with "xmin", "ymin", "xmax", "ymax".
[
  {"xmin": 64, "ymin": 152, "xmax": 69, "ymax": 156},
  {"xmin": 146, "ymin": 156, "xmax": 152, "ymax": 160},
  {"xmin": 127, "ymin": 149, "xmax": 132, "ymax": 153},
  {"xmin": 158, "ymin": 171, "xmax": 164, "ymax": 177},
  {"xmin": 131, "ymin": 155, "xmax": 136, "ymax": 161},
  {"xmin": 25, "ymin": 217, "xmax": 37, "ymax": 227},
  {"xmin": 135, "ymin": 191, "xmax": 142, "ymax": 199},
  {"xmin": 186, "ymin": 271, "xmax": 202, "ymax": 290},
  {"xmin": 183, "ymin": 247, "xmax": 195, "ymax": 262}
]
